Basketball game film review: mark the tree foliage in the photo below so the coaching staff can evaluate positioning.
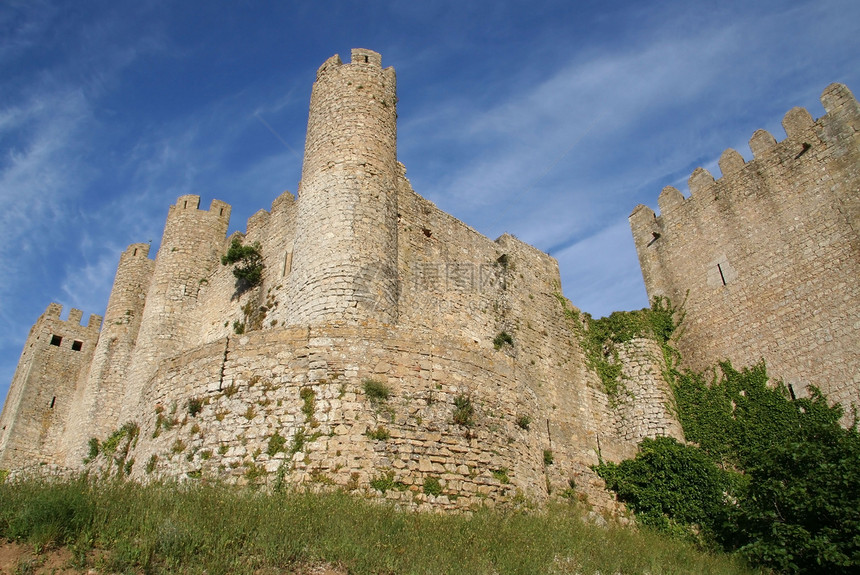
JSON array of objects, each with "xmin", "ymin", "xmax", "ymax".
[
  {"xmin": 596, "ymin": 359, "xmax": 860, "ymax": 574},
  {"xmin": 221, "ymin": 238, "xmax": 264, "ymax": 288},
  {"xmin": 595, "ymin": 437, "xmax": 731, "ymax": 543}
]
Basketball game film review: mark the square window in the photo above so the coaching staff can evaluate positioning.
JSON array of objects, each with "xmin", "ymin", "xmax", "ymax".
[
  {"xmin": 72, "ymin": 340, "xmax": 83, "ymax": 351},
  {"xmin": 50, "ymin": 335, "xmax": 62, "ymax": 347}
]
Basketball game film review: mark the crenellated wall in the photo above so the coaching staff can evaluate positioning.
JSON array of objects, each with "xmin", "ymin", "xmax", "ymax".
[{"xmin": 631, "ymin": 83, "xmax": 860, "ymax": 415}]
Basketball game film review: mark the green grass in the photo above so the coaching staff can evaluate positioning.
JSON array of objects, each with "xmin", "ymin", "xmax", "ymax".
[{"xmin": 0, "ymin": 478, "xmax": 763, "ymax": 575}]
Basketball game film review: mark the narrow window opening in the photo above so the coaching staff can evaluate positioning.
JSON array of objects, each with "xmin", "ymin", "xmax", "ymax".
[
  {"xmin": 788, "ymin": 384, "xmax": 797, "ymax": 401},
  {"xmin": 219, "ymin": 208, "xmax": 224, "ymax": 216},
  {"xmin": 50, "ymin": 397, "xmax": 56, "ymax": 409},
  {"xmin": 364, "ymin": 55, "xmax": 369, "ymax": 63},
  {"xmin": 717, "ymin": 263, "xmax": 727, "ymax": 286},
  {"xmin": 72, "ymin": 340, "xmax": 83, "ymax": 352},
  {"xmin": 283, "ymin": 251, "xmax": 293, "ymax": 277},
  {"xmin": 133, "ymin": 248, "xmax": 138, "ymax": 256},
  {"xmin": 50, "ymin": 335, "xmax": 62, "ymax": 347}
]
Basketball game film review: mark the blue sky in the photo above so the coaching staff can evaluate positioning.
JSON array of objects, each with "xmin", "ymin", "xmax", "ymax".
[{"xmin": 1, "ymin": 0, "xmax": 859, "ymax": 404}]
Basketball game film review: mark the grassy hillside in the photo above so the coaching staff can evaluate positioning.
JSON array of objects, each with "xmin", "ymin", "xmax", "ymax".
[{"xmin": 0, "ymin": 478, "xmax": 762, "ymax": 575}]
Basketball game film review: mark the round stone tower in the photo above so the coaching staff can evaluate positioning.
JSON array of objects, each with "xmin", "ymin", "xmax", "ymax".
[
  {"xmin": 120, "ymin": 196, "xmax": 231, "ymax": 421},
  {"xmin": 288, "ymin": 49, "xmax": 399, "ymax": 326},
  {"xmin": 62, "ymin": 243, "xmax": 155, "ymax": 462}
]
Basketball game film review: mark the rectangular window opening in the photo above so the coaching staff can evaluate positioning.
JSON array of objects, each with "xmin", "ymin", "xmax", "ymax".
[
  {"xmin": 50, "ymin": 396, "xmax": 56, "ymax": 409},
  {"xmin": 72, "ymin": 340, "xmax": 83, "ymax": 351},
  {"xmin": 788, "ymin": 384, "xmax": 797, "ymax": 401},
  {"xmin": 50, "ymin": 335, "xmax": 62, "ymax": 347},
  {"xmin": 717, "ymin": 263, "xmax": 727, "ymax": 286}
]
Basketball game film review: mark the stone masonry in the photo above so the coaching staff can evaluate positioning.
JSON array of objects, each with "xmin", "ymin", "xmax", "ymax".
[
  {"xmin": 630, "ymin": 83, "xmax": 859, "ymax": 419},
  {"xmin": 14, "ymin": 49, "xmax": 849, "ymax": 511}
]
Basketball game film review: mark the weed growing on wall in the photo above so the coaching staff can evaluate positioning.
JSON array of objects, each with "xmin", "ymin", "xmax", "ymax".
[
  {"xmin": 266, "ymin": 432, "xmax": 287, "ymax": 456},
  {"xmin": 362, "ymin": 379, "xmax": 391, "ymax": 402},
  {"xmin": 452, "ymin": 395, "xmax": 475, "ymax": 427},
  {"xmin": 493, "ymin": 331, "xmax": 514, "ymax": 350}
]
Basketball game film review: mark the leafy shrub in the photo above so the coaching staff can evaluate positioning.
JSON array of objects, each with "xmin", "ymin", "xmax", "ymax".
[
  {"xmin": 594, "ymin": 437, "xmax": 730, "ymax": 539},
  {"xmin": 221, "ymin": 238, "xmax": 264, "ymax": 288},
  {"xmin": 452, "ymin": 395, "xmax": 474, "ymax": 427},
  {"xmin": 516, "ymin": 415, "xmax": 531, "ymax": 430}
]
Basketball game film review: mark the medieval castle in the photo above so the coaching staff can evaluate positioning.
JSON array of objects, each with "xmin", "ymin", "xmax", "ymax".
[{"xmin": 0, "ymin": 50, "xmax": 857, "ymax": 511}]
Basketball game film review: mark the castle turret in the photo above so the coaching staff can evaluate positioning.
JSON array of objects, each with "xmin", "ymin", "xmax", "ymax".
[
  {"xmin": 288, "ymin": 49, "xmax": 400, "ymax": 325},
  {"xmin": 120, "ymin": 197, "xmax": 230, "ymax": 420},
  {"xmin": 61, "ymin": 244, "xmax": 155, "ymax": 462},
  {"xmin": 0, "ymin": 304, "xmax": 101, "ymax": 469}
]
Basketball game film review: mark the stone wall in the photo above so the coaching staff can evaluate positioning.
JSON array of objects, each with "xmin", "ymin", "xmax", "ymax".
[
  {"xmin": 117, "ymin": 324, "xmax": 661, "ymax": 512},
  {"xmin": 631, "ymin": 83, "xmax": 860, "ymax": 416}
]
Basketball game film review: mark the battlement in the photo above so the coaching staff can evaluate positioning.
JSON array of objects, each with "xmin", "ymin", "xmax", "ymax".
[
  {"xmin": 124, "ymin": 243, "xmax": 152, "ymax": 259},
  {"xmin": 316, "ymin": 49, "xmax": 385, "ymax": 79},
  {"xmin": 40, "ymin": 303, "xmax": 102, "ymax": 330},
  {"xmin": 170, "ymin": 195, "xmax": 231, "ymax": 221},
  {"xmin": 632, "ymin": 83, "xmax": 858, "ymax": 224}
]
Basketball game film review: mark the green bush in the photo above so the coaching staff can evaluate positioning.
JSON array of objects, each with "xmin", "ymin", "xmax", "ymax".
[
  {"xmin": 516, "ymin": 415, "xmax": 531, "ymax": 430},
  {"xmin": 731, "ymin": 418, "xmax": 860, "ymax": 574},
  {"xmin": 221, "ymin": 238, "xmax": 264, "ymax": 288},
  {"xmin": 595, "ymin": 437, "xmax": 730, "ymax": 541},
  {"xmin": 598, "ymin": 359, "xmax": 860, "ymax": 574}
]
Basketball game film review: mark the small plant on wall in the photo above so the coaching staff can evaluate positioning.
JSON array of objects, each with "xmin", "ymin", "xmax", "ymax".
[
  {"xmin": 222, "ymin": 237, "xmax": 264, "ymax": 290},
  {"xmin": 452, "ymin": 395, "xmax": 475, "ymax": 427}
]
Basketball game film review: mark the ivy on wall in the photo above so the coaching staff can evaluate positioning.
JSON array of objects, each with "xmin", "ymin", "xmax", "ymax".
[{"xmin": 572, "ymin": 296, "xmax": 682, "ymax": 399}]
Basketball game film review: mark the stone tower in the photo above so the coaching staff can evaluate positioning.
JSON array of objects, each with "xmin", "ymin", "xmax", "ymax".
[
  {"xmin": 288, "ymin": 49, "xmax": 400, "ymax": 326},
  {"xmin": 0, "ymin": 305, "xmax": 101, "ymax": 469},
  {"xmin": 120, "ymin": 196, "xmax": 231, "ymax": 421},
  {"xmin": 62, "ymin": 244, "xmax": 155, "ymax": 461}
]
